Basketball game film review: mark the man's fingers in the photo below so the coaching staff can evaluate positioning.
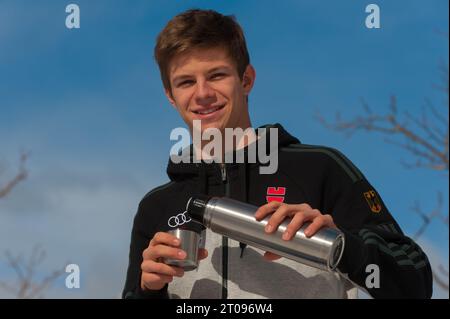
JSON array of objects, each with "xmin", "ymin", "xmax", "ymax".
[
  {"xmin": 141, "ymin": 272, "xmax": 173, "ymax": 287},
  {"xmin": 145, "ymin": 244, "xmax": 186, "ymax": 261},
  {"xmin": 263, "ymin": 251, "xmax": 282, "ymax": 261},
  {"xmin": 149, "ymin": 232, "xmax": 181, "ymax": 248},
  {"xmin": 264, "ymin": 204, "xmax": 293, "ymax": 233},
  {"xmin": 254, "ymin": 201, "xmax": 282, "ymax": 220},
  {"xmin": 256, "ymin": 203, "xmax": 314, "ymax": 234},
  {"xmin": 304, "ymin": 214, "xmax": 329, "ymax": 237},
  {"xmin": 282, "ymin": 213, "xmax": 306, "ymax": 240},
  {"xmin": 141, "ymin": 260, "xmax": 185, "ymax": 277},
  {"xmin": 198, "ymin": 248, "xmax": 208, "ymax": 260},
  {"xmin": 265, "ymin": 203, "xmax": 314, "ymax": 234}
]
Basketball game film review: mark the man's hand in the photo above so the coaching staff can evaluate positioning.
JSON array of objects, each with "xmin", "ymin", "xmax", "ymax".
[
  {"xmin": 141, "ymin": 231, "xmax": 208, "ymax": 291},
  {"xmin": 254, "ymin": 201, "xmax": 337, "ymax": 261}
]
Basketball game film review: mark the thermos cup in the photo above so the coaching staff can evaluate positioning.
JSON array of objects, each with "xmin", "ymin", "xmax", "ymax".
[
  {"xmin": 164, "ymin": 228, "xmax": 201, "ymax": 271},
  {"xmin": 186, "ymin": 195, "xmax": 345, "ymax": 272}
]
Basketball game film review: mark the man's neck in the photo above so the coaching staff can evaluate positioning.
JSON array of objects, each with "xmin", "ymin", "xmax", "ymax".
[{"xmin": 193, "ymin": 125, "xmax": 258, "ymax": 163}]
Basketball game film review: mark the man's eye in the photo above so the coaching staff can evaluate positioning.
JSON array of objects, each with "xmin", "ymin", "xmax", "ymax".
[
  {"xmin": 211, "ymin": 73, "xmax": 226, "ymax": 80},
  {"xmin": 178, "ymin": 80, "xmax": 194, "ymax": 87}
]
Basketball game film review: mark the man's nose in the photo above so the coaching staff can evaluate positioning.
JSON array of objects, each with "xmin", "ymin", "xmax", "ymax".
[{"xmin": 194, "ymin": 80, "xmax": 215, "ymax": 103}]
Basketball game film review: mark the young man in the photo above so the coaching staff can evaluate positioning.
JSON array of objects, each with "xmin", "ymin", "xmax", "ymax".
[{"xmin": 122, "ymin": 9, "xmax": 433, "ymax": 299}]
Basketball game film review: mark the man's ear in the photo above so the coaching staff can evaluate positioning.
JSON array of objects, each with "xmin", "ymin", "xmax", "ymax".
[
  {"xmin": 242, "ymin": 64, "xmax": 256, "ymax": 95},
  {"xmin": 164, "ymin": 88, "xmax": 177, "ymax": 109}
]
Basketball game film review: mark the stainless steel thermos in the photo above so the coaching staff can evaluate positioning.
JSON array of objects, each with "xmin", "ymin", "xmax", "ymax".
[{"xmin": 186, "ymin": 195, "xmax": 345, "ymax": 272}]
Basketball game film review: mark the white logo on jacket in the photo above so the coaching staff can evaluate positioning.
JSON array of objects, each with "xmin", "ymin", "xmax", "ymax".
[{"xmin": 168, "ymin": 211, "xmax": 191, "ymax": 228}]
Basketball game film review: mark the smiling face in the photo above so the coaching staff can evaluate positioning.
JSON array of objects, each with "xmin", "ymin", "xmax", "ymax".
[{"xmin": 165, "ymin": 47, "xmax": 256, "ymax": 134}]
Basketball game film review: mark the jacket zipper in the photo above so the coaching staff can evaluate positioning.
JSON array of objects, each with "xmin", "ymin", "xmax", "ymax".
[{"xmin": 220, "ymin": 163, "xmax": 229, "ymax": 300}]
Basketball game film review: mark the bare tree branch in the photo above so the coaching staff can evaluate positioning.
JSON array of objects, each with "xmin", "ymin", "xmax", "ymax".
[
  {"xmin": 318, "ymin": 53, "xmax": 449, "ymax": 292},
  {"xmin": 317, "ymin": 64, "xmax": 449, "ymax": 172},
  {"xmin": 412, "ymin": 193, "xmax": 446, "ymax": 240},
  {"xmin": 0, "ymin": 152, "xmax": 29, "ymax": 199},
  {"xmin": 0, "ymin": 153, "xmax": 65, "ymax": 298},
  {"xmin": 0, "ymin": 246, "xmax": 65, "ymax": 299}
]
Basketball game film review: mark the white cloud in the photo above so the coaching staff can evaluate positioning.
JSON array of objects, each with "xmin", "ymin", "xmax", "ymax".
[{"xmin": 0, "ymin": 159, "xmax": 168, "ymax": 298}]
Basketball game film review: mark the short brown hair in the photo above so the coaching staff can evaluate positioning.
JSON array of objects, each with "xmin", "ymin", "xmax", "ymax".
[{"xmin": 154, "ymin": 9, "xmax": 250, "ymax": 94}]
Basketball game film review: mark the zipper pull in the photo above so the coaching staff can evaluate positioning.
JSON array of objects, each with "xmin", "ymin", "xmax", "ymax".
[{"xmin": 220, "ymin": 164, "xmax": 227, "ymax": 182}]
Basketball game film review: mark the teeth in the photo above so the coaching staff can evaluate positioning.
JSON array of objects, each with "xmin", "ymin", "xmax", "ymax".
[
  {"xmin": 195, "ymin": 105, "xmax": 223, "ymax": 115},
  {"xmin": 199, "ymin": 108, "xmax": 217, "ymax": 115}
]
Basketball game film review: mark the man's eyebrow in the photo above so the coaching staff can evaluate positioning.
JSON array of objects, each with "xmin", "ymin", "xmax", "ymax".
[
  {"xmin": 172, "ymin": 74, "xmax": 192, "ymax": 83},
  {"xmin": 207, "ymin": 66, "xmax": 231, "ymax": 74},
  {"xmin": 172, "ymin": 66, "xmax": 232, "ymax": 83}
]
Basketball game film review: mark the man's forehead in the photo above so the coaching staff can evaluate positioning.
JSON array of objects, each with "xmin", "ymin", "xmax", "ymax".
[{"xmin": 169, "ymin": 48, "xmax": 235, "ymax": 76}]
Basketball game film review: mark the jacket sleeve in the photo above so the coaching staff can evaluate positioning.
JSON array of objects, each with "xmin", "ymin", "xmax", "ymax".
[
  {"xmin": 322, "ymin": 153, "xmax": 433, "ymax": 299},
  {"xmin": 122, "ymin": 200, "xmax": 170, "ymax": 299}
]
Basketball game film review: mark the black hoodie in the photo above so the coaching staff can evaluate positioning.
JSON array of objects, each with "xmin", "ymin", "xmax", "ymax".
[{"xmin": 123, "ymin": 123, "xmax": 433, "ymax": 299}]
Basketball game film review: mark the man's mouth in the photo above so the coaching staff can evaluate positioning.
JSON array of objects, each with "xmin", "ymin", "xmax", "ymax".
[{"xmin": 192, "ymin": 104, "xmax": 225, "ymax": 115}]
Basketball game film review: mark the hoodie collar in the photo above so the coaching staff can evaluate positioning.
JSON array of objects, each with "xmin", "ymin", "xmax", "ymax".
[{"xmin": 166, "ymin": 123, "xmax": 300, "ymax": 184}]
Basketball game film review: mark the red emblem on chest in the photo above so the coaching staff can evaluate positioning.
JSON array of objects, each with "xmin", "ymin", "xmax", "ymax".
[{"xmin": 266, "ymin": 187, "xmax": 286, "ymax": 203}]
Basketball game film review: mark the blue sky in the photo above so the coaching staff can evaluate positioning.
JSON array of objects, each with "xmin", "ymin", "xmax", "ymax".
[{"xmin": 0, "ymin": 0, "xmax": 448, "ymax": 298}]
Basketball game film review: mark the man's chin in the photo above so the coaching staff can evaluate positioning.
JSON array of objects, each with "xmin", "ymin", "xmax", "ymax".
[{"xmin": 191, "ymin": 120, "xmax": 225, "ymax": 133}]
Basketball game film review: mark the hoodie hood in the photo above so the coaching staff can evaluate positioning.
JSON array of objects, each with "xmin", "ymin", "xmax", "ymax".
[{"xmin": 166, "ymin": 123, "xmax": 300, "ymax": 182}]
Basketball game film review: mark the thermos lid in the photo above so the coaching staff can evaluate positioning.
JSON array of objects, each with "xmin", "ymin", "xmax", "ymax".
[{"xmin": 186, "ymin": 195, "xmax": 211, "ymax": 223}]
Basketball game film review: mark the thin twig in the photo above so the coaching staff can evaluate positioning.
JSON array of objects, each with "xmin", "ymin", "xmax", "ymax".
[
  {"xmin": 0, "ymin": 246, "xmax": 65, "ymax": 299},
  {"xmin": 0, "ymin": 152, "xmax": 29, "ymax": 199}
]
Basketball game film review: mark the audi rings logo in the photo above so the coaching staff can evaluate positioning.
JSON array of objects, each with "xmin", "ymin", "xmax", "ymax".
[{"xmin": 168, "ymin": 211, "xmax": 191, "ymax": 228}]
